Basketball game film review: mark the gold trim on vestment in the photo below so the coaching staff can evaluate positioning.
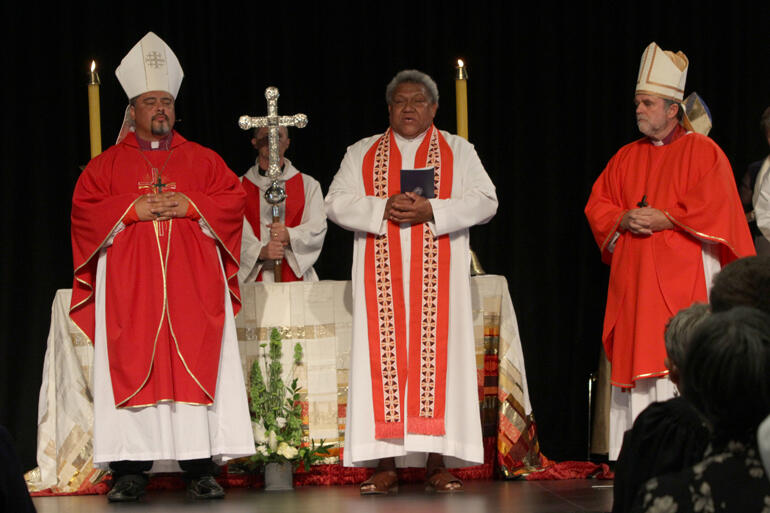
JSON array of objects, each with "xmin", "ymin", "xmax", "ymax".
[
  {"xmin": 600, "ymin": 212, "xmax": 626, "ymax": 253},
  {"xmin": 70, "ymin": 198, "xmax": 142, "ymax": 314},
  {"xmin": 611, "ymin": 369, "xmax": 669, "ymax": 388},
  {"xmin": 163, "ymin": 219, "xmax": 216, "ymax": 402},
  {"xmin": 663, "ymin": 212, "xmax": 738, "ymax": 256},
  {"xmin": 70, "ymin": 197, "xmax": 145, "ymax": 345},
  {"xmin": 120, "ymin": 398, "xmax": 214, "ymax": 409},
  {"xmin": 181, "ymin": 194, "xmax": 242, "ymax": 307},
  {"xmin": 115, "ymin": 221, "xmax": 168, "ymax": 407}
]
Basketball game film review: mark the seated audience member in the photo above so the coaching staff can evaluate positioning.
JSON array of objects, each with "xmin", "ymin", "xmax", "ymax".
[
  {"xmin": 632, "ymin": 307, "xmax": 770, "ymax": 513},
  {"xmin": 709, "ymin": 255, "xmax": 770, "ymax": 314},
  {"xmin": 611, "ymin": 304, "xmax": 710, "ymax": 513}
]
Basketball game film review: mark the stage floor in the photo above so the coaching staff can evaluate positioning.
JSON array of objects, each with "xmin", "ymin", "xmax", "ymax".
[{"xmin": 32, "ymin": 479, "xmax": 613, "ymax": 512}]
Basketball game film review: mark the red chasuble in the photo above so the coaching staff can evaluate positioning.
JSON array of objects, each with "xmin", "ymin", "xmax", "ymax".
[
  {"xmin": 585, "ymin": 131, "xmax": 755, "ymax": 388},
  {"xmin": 242, "ymin": 172, "xmax": 305, "ymax": 282},
  {"xmin": 362, "ymin": 126, "xmax": 452, "ymax": 438},
  {"xmin": 70, "ymin": 132, "xmax": 245, "ymax": 407}
]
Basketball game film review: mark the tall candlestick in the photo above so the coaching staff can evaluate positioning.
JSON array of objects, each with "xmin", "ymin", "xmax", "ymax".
[
  {"xmin": 88, "ymin": 61, "xmax": 102, "ymax": 158},
  {"xmin": 455, "ymin": 59, "xmax": 469, "ymax": 140}
]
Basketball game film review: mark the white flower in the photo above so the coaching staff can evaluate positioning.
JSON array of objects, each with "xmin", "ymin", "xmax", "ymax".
[
  {"xmin": 252, "ymin": 422, "xmax": 267, "ymax": 443},
  {"xmin": 257, "ymin": 445, "xmax": 269, "ymax": 456},
  {"xmin": 276, "ymin": 442, "xmax": 299, "ymax": 460},
  {"xmin": 276, "ymin": 417, "xmax": 287, "ymax": 428},
  {"xmin": 268, "ymin": 430, "xmax": 278, "ymax": 452}
]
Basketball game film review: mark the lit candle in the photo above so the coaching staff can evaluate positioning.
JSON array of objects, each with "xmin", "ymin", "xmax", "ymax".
[
  {"xmin": 455, "ymin": 59, "xmax": 469, "ymax": 140},
  {"xmin": 88, "ymin": 61, "xmax": 102, "ymax": 158}
]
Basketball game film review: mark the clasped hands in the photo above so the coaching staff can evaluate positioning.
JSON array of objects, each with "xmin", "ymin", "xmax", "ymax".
[
  {"xmin": 383, "ymin": 192, "xmax": 433, "ymax": 224},
  {"xmin": 260, "ymin": 222, "xmax": 289, "ymax": 261},
  {"xmin": 135, "ymin": 192, "xmax": 189, "ymax": 222},
  {"xmin": 620, "ymin": 207, "xmax": 673, "ymax": 235}
]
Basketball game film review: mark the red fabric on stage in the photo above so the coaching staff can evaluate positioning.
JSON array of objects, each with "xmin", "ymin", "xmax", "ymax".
[
  {"xmin": 242, "ymin": 172, "xmax": 306, "ymax": 282},
  {"xmin": 525, "ymin": 461, "xmax": 614, "ymax": 481},
  {"xmin": 585, "ymin": 132, "xmax": 755, "ymax": 388},
  {"xmin": 70, "ymin": 131, "xmax": 245, "ymax": 407}
]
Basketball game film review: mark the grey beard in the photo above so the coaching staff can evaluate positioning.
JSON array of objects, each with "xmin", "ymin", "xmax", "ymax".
[{"xmin": 152, "ymin": 122, "xmax": 171, "ymax": 136}]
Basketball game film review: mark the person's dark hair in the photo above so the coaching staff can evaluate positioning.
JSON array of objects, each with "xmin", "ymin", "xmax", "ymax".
[
  {"xmin": 682, "ymin": 306, "xmax": 770, "ymax": 442},
  {"xmin": 664, "ymin": 302, "xmax": 710, "ymax": 371},
  {"xmin": 662, "ymin": 98, "xmax": 685, "ymax": 122},
  {"xmin": 709, "ymin": 256, "xmax": 770, "ymax": 315}
]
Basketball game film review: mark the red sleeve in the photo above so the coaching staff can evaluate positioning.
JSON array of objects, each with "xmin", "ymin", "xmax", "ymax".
[
  {"xmin": 70, "ymin": 150, "xmax": 140, "ymax": 342},
  {"xmin": 663, "ymin": 137, "xmax": 756, "ymax": 264},
  {"xmin": 182, "ymin": 150, "xmax": 246, "ymax": 316},
  {"xmin": 585, "ymin": 153, "xmax": 627, "ymax": 265}
]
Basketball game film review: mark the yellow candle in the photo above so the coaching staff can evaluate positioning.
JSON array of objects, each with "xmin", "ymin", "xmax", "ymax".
[
  {"xmin": 88, "ymin": 61, "xmax": 102, "ymax": 158},
  {"xmin": 455, "ymin": 59, "xmax": 469, "ymax": 140}
]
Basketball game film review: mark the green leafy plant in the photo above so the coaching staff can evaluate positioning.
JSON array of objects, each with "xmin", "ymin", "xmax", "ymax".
[{"xmin": 249, "ymin": 328, "xmax": 330, "ymax": 470}]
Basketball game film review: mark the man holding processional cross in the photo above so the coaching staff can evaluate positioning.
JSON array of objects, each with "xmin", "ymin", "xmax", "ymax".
[
  {"xmin": 238, "ymin": 88, "xmax": 326, "ymax": 283},
  {"xmin": 326, "ymin": 69, "xmax": 498, "ymax": 494}
]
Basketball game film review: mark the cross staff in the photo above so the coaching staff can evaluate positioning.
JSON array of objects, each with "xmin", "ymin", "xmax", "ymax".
[{"xmin": 239, "ymin": 87, "xmax": 308, "ymax": 281}]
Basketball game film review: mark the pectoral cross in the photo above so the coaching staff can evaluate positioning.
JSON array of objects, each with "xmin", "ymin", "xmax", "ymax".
[
  {"xmin": 637, "ymin": 194, "xmax": 649, "ymax": 208},
  {"xmin": 138, "ymin": 168, "xmax": 177, "ymax": 235},
  {"xmin": 238, "ymin": 87, "xmax": 308, "ymax": 281}
]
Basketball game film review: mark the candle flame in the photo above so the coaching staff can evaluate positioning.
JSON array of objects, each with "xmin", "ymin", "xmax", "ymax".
[
  {"xmin": 90, "ymin": 60, "xmax": 96, "ymax": 72},
  {"xmin": 457, "ymin": 59, "xmax": 464, "ymax": 68}
]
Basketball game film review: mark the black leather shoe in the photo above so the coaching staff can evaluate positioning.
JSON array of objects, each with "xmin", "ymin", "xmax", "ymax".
[
  {"xmin": 187, "ymin": 475, "xmax": 225, "ymax": 500},
  {"xmin": 107, "ymin": 474, "xmax": 147, "ymax": 502}
]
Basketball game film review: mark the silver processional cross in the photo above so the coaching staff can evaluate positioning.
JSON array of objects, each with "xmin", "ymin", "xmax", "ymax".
[{"xmin": 239, "ymin": 87, "xmax": 308, "ymax": 281}]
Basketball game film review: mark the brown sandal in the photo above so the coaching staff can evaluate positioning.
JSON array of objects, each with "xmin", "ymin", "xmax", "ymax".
[
  {"xmin": 360, "ymin": 469, "xmax": 398, "ymax": 495},
  {"xmin": 425, "ymin": 467, "xmax": 463, "ymax": 493}
]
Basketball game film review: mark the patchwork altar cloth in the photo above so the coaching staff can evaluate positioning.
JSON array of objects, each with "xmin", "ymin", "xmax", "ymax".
[{"xmin": 26, "ymin": 275, "xmax": 546, "ymax": 493}]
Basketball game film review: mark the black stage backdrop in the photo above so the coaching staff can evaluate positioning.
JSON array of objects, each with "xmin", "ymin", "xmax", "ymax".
[{"xmin": 1, "ymin": 1, "xmax": 768, "ymax": 470}]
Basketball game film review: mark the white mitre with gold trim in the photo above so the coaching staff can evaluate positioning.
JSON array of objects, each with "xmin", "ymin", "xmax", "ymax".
[
  {"xmin": 115, "ymin": 31, "xmax": 184, "ymax": 99},
  {"xmin": 636, "ymin": 42, "xmax": 688, "ymax": 102}
]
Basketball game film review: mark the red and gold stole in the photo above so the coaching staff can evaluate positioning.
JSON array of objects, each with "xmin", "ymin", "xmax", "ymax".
[
  {"xmin": 242, "ymin": 173, "xmax": 306, "ymax": 282},
  {"xmin": 362, "ymin": 126, "xmax": 453, "ymax": 438}
]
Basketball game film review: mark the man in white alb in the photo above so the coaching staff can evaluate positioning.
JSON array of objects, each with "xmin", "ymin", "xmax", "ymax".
[
  {"xmin": 325, "ymin": 69, "xmax": 497, "ymax": 494},
  {"xmin": 239, "ymin": 125, "xmax": 327, "ymax": 283}
]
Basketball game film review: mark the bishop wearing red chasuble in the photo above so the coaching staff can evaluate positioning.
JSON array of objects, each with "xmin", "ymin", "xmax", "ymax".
[
  {"xmin": 585, "ymin": 42, "xmax": 755, "ymax": 460},
  {"xmin": 326, "ymin": 70, "xmax": 498, "ymax": 494},
  {"xmin": 69, "ymin": 32, "xmax": 254, "ymax": 502}
]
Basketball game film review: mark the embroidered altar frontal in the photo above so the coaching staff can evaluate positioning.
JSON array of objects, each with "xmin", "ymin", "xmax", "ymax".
[{"xmin": 27, "ymin": 276, "xmax": 547, "ymax": 494}]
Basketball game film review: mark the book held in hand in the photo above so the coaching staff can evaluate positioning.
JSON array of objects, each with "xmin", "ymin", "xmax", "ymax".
[{"xmin": 400, "ymin": 167, "xmax": 435, "ymax": 198}]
